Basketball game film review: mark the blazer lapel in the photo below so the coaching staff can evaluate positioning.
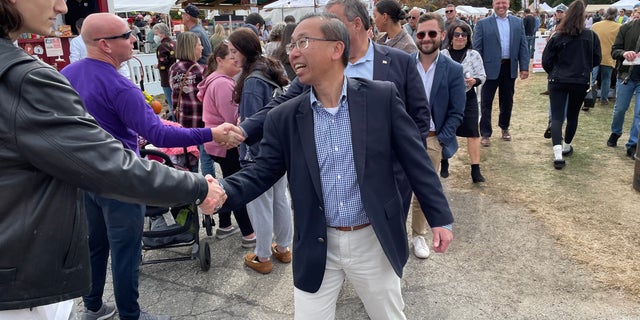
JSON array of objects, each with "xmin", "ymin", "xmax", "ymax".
[
  {"xmin": 295, "ymin": 99, "xmax": 325, "ymax": 203},
  {"xmin": 347, "ymin": 79, "xmax": 367, "ymax": 185},
  {"xmin": 429, "ymin": 56, "xmax": 446, "ymax": 110},
  {"xmin": 372, "ymin": 43, "xmax": 391, "ymax": 81}
]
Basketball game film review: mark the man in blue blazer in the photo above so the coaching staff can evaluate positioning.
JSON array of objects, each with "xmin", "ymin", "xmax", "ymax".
[
  {"xmin": 219, "ymin": 14, "xmax": 453, "ymax": 319},
  {"xmin": 230, "ymin": 0, "xmax": 430, "ymax": 215},
  {"xmin": 473, "ymin": 0, "xmax": 529, "ymax": 146},
  {"xmin": 409, "ymin": 12, "xmax": 465, "ymax": 259}
]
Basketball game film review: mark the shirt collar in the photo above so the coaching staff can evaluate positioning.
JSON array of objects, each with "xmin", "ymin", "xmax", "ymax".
[
  {"xmin": 349, "ymin": 40, "xmax": 375, "ymax": 67},
  {"xmin": 310, "ymin": 76, "xmax": 349, "ymax": 110}
]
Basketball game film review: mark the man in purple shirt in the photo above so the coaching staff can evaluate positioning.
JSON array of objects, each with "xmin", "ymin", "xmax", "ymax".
[{"xmin": 61, "ymin": 13, "xmax": 239, "ymax": 320}]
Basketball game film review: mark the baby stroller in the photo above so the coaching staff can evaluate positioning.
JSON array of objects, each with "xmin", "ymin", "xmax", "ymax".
[{"xmin": 139, "ymin": 148, "xmax": 214, "ymax": 271}]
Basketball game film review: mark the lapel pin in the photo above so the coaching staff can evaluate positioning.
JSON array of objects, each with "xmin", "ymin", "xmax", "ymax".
[{"xmin": 382, "ymin": 60, "xmax": 388, "ymax": 64}]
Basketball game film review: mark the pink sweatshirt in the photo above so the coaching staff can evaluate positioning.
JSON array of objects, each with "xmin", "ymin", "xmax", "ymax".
[{"xmin": 197, "ymin": 71, "xmax": 238, "ymax": 157}]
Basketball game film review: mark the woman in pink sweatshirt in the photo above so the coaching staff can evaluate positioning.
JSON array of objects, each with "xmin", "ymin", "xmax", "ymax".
[{"xmin": 197, "ymin": 42, "xmax": 256, "ymax": 246}]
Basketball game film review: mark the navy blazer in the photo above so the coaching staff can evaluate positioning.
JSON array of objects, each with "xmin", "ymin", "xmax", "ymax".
[
  {"xmin": 411, "ymin": 52, "xmax": 466, "ymax": 158},
  {"xmin": 472, "ymin": 15, "xmax": 529, "ymax": 80},
  {"xmin": 221, "ymin": 78, "xmax": 454, "ymax": 293},
  {"xmin": 240, "ymin": 42, "xmax": 430, "ymax": 145}
]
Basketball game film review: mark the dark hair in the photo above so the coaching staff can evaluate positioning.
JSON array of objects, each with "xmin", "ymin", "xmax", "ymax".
[
  {"xmin": 204, "ymin": 42, "xmax": 229, "ymax": 77},
  {"xmin": 274, "ymin": 23, "xmax": 297, "ymax": 66},
  {"xmin": 326, "ymin": 0, "xmax": 371, "ymax": 30},
  {"xmin": 375, "ymin": 0, "xmax": 406, "ymax": 24},
  {"xmin": 0, "ymin": 0, "xmax": 23, "ymax": 39},
  {"xmin": 556, "ymin": 0, "xmax": 585, "ymax": 36},
  {"xmin": 229, "ymin": 28, "xmax": 288, "ymax": 104},
  {"xmin": 284, "ymin": 15, "xmax": 296, "ymax": 23},
  {"xmin": 605, "ymin": 7, "xmax": 618, "ymax": 21},
  {"xmin": 446, "ymin": 21, "xmax": 472, "ymax": 50},
  {"xmin": 524, "ymin": 8, "xmax": 531, "ymax": 14},
  {"xmin": 75, "ymin": 18, "xmax": 84, "ymax": 31},
  {"xmin": 299, "ymin": 13, "xmax": 350, "ymax": 66},
  {"xmin": 245, "ymin": 13, "xmax": 265, "ymax": 27},
  {"xmin": 418, "ymin": 12, "xmax": 445, "ymax": 32}
]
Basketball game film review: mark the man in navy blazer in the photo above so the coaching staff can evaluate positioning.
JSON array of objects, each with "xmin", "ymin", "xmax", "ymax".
[
  {"xmin": 219, "ymin": 14, "xmax": 453, "ymax": 319},
  {"xmin": 409, "ymin": 12, "xmax": 465, "ymax": 259},
  {"xmin": 473, "ymin": 0, "xmax": 529, "ymax": 146},
  {"xmin": 230, "ymin": 0, "xmax": 430, "ymax": 215}
]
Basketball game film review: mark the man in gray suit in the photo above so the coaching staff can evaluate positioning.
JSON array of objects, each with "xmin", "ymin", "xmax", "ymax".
[{"xmin": 473, "ymin": 0, "xmax": 529, "ymax": 146}]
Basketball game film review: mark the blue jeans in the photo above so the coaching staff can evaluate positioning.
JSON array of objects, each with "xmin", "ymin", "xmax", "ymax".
[
  {"xmin": 526, "ymin": 35, "xmax": 534, "ymax": 58},
  {"xmin": 161, "ymin": 86, "xmax": 175, "ymax": 121},
  {"xmin": 611, "ymin": 78, "xmax": 640, "ymax": 149},
  {"xmin": 83, "ymin": 192, "xmax": 144, "ymax": 320},
  {"xmin": 198, "ymin": 144, "xmax": 216, "ymax": 177},
  {"xmin": 592, "ymin": 65, "xmax": 613, "ymax": 102}
]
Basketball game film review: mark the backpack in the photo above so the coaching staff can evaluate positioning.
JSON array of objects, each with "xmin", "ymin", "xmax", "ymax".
[{"xmin": 246, "ymin": 70, "xmax": 288, "ymax": 98}]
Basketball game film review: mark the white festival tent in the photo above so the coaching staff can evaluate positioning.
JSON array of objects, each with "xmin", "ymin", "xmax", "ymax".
[
  {"xmin": 260, "ymin": 0, "xmax": 329, "ymax": 23},
  {"xmin": 111, "ymin": 0, "xmax": 175, "ymax": 14},
  {"xmin": 538, "ymin": 2, "xmax": 554, "ymax": 13},
  {"xmin": 434, "ymin": 6, "xmax": 489, "ymax": 16},
  {"xmin": 611, "ymin": 0, "xmax": 640, "ymax": 11}
]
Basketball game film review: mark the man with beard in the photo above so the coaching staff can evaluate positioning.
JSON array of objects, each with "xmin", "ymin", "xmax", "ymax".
[
  {"xmin": 473, "ymin": 0, "xmax": 529, "ymax": 146},
  {"xmin": 409, "ymin": 13, "xmax": 465, "ymax": 259}
]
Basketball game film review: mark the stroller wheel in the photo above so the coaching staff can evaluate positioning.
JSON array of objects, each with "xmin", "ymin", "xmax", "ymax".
[
  {"xmin": 199, "ymin": 241, "xmax": 211, "ymax": 271},
  {"xmin": 203, "ymin": 216, "xmax": 213, "ymax": 237}
]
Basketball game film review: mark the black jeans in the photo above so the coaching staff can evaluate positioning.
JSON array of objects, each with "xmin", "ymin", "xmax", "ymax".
[
  {"xmin": 548, "ymin": 82, "xmax": 589, "ymax": 146},
  {"xmin": 480, "ymin": 62, "xmax": 516, "ymax": 138}
]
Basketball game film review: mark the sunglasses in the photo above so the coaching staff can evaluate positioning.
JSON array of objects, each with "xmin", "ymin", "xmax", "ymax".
[
  {"xmin": 93, "ymin": 30, "xmax": 132, "ymax": 41},
  {"xmin": 416, "ymin": 30, "xmax": 438, "ymax": 40},
  {"xmin": 409, "ymin": 16, "xmax": 419, "ymax": 20},
  {"xmin": 445, "ymin": 10, "xmax": 455, "ymax": 13},
  {"xmin": 453, "ymin": 31, "xmax": 468, "ymax": 38}
]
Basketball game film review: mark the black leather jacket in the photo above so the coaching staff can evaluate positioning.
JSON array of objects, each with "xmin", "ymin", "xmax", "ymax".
[{"xmin": 0, "ymin": 38, "xmax": 209, "ymax": 310}]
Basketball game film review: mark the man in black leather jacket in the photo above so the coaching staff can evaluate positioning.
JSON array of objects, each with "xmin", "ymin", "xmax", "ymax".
[{"xmin": 0, "ymin": 17, "xmax": 226, "ymax": 319}]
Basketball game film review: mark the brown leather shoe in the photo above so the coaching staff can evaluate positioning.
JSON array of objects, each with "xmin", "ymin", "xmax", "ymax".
[
  {"xmin": 481, "ymin": 137, "xmax": 491, "ymax": 147},
  {"xmin": 501, "ymin": 130, "xmax": 512, "ymax": 141},
  {"xmin": 271, "ymin": 243, "xmax": 292, "ymax": 263},
  {"xmin": 244, "ymin": 253, "xmax": 273, "ymax": 274}
]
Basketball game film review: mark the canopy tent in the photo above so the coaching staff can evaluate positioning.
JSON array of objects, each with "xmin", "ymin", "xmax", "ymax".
[
  {"xmin": 538, "ymin": 2, "xmax": 554, "ymax": 13},
  {"xmin": 112, "ymin": 0, "xmax": 176, "ymax": 13},
  {"xmin": 434, "ymin": 6, "xmax": 489, "ymax": 16},
  {"xmin": 611, "ymin": 0, "xmax": 640, "ymax": 10},
  {"xmin": 260, "ymin": 0, "xmax": 328, "ymax": 24}
]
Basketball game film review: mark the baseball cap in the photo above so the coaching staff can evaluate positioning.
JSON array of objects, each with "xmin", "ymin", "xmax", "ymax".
[
  {"xmin": 634, "ymin": 2, "xmax": 640, "ymax": 9},
  {"xmin": 556, "ymin": 4, "xmax": 568, "ymax": 12},
  {"xmin": 184, "ymin": 4, "xmax": 200, "ymax": 18}
]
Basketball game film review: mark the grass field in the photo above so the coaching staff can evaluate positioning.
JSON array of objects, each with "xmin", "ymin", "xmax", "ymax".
[{"xmin": 446, "ymin": 71, "xmax": 640, "ymax": 299}]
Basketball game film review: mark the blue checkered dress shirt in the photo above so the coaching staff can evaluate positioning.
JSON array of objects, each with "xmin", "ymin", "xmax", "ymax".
[{"xmin": 310, "ymin": 79, "xmax": 370, "ymax": 227}]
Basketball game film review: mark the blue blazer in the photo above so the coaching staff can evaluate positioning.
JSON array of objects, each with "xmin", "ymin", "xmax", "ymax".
[
  {"xmin": 241, "ymin": 42, "xmax": 430, "ymax": 145},
  {"xmin": 221, "ymin": 78, "xmax": 454, "ymax": 293},
  {"xmin": 472, "ymin": 15, "xmax": 529, "ymax": 80},
  {"xmin": 411, "ymin": 52, "xmax": 466, "ymax": 158}
]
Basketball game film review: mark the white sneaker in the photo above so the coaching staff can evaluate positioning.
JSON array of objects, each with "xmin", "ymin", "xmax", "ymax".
[{"xmin": 412, "ymin": 236, "xmax": 430, "ymax": 259}]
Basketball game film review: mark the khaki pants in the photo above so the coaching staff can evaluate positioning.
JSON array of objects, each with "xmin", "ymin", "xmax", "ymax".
[{"xmin": 411, "ymin": 135, "xmax": 441, "ymax": 236}]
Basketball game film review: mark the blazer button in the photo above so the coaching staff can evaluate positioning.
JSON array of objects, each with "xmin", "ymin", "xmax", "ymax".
[
  {"xmin": 318, "ymin": 206, "xmax": 323, "ymax": 212},
  {"xmin": 317, "ymin": 237, "xmax": 325, "ymax": 243}
]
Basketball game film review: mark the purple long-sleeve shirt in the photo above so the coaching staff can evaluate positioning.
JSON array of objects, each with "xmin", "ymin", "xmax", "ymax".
[{"xmin": 62, "ymin": 58, "xmax": 211, "ymax": 154}]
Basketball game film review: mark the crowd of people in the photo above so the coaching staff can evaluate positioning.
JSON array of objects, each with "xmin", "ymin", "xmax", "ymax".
[{"xmin": 2, "ymin": 0, "xmax": 640, "ymax": 319}]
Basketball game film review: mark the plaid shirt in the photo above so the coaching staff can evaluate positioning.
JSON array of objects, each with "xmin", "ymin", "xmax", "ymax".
[
  {"xmin": 311, "ymin": 79, "xmax": 369, "ymax": 227},
  {"xmin": 169, "ymin": 60, "xmax": 206, "ymax": 128}
]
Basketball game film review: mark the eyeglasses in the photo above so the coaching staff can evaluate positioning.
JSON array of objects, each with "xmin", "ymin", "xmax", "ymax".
[
  {"xmin": 445, "ymin": 10, "xmax": 455, "ymax": 13},
  {"xmin": 93, "ymin": 30, "xmax": 132, "ymax": 41},
  {"xmin": 409, "ymin": 16, "xmax": 419, "ymax": 20},
  {"xmin": 453, "ymin": 31, "xmax": 468, "ymax": 38},
  {"xmin": 416, "ymin": 30, "xmax": 439, "ymax": 40},
  {"xmin": 286, "ymin": 37, "xmax": 338, "ymax": 54}
]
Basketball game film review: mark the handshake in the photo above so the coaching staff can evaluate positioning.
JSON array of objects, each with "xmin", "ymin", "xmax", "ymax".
[
  {"xmin": 198, "ymin": 175, "xmax": 228, "ymax": 214},
  {"xmin": 211, "ymin": 122, "xmax": 246, "ymax": 149}
]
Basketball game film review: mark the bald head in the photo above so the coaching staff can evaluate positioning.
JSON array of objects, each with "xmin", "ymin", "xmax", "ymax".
[
  {"xmin": 82, "ymin": 13, "xmax": 134, "ymax": 67},
  {"xmin": 82, "ymin": 13, "xmax": 128, "ymax": 46}
]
